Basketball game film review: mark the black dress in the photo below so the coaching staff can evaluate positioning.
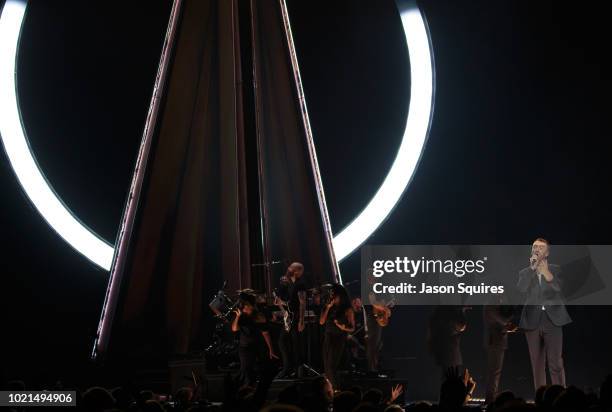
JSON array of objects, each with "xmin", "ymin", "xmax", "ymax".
[
  {"xmin": 323, "ymin": 305, "xmax": 349, "ymax": 387},
  {"xmin": 237, "ymin": 312, "xmax": 269, "ymax": 386}
]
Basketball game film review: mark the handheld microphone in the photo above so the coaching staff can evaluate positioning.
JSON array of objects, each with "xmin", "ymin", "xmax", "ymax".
[{"xmin": 530, "ymin": 254, "xmax": 538, "ymax": 270}]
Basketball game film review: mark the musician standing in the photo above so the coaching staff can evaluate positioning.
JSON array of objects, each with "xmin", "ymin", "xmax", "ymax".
[
  {"xmin": 365, "ymin": 267, "xmax": 392, "ymax": 374},
  {"xmin": 483, "ymin": 296, "xmax": 517, "ymax": 404},
  {"xmin": 231, "ymin": 293, "xmax": 278, "ymax": 386},
  {"xmin": 319, "ymin": 284, "xmax": 355, "ymax": 388},
  {"xmin": 427, "ymin": 305, "xmax": 468, "ymax": 373},
  {"xmin": 348, "ymin": 296, "xmax": 366, "ymax": 365},
  {"xmin": 276, "ymin": 262, "xmax": 307, "ymax": 378},
  {"xmin": 365, "ymin": 291, "xmax": 389, "ymax": 373}
]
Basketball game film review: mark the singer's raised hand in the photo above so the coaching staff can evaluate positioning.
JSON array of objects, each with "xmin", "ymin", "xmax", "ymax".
[{"xmin": 537, "ymin": 259, "xmax": 553, "ymax": 281}]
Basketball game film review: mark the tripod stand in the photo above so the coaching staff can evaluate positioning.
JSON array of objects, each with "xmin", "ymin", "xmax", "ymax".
[
  {"xmin": 298, "ymin": 292, "xmax": 323, "ymax": 378},
  {"xmin": 274, "ymin": 288, "xmax": 324, "ymax": 379}
]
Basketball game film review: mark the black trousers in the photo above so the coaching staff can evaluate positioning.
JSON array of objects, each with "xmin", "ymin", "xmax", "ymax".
[
  {"xmin": 524, "ymin": 312, "xmax": 565, "ymax": 390},
  {"xmin": 485, "ymin": 345, "xmax": 506, "ymax": 404},
  {"xmin": 278, "ymin": 325, "xmax": 302, "ymax": 375},
  {"xmin": 323, "ymin": 332, "xmax": 347, "ymax": 388},
  {"xmin": 366, "ymin": 316, "xmax": 382, "ymax": 372},
  {"xmin": 238, "ymin": 345, "xmax": 258, "ymax": 387}
]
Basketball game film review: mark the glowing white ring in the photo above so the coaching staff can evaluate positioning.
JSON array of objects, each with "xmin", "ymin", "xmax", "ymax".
[
  {"xmin": 0, "ymin": 0, "xmax": 114, "ymax": 269},
  {"xmin": 333, "ymin": 0, "xmax": 434, "ymax": 260},
  {"xmin": 0, "ymin": 0, "xmax": 433, "ymax": 270}
]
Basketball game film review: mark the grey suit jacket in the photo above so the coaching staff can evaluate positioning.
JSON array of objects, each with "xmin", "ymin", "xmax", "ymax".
[{"xmin": 517, "ymin": 264, "xmax": 572, "ymax": 330}]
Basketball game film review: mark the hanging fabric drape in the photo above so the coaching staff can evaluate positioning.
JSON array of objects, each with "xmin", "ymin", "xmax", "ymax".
[{"xmin": 93, "ymin": 0, "xmax": 339, "ymax": 365}]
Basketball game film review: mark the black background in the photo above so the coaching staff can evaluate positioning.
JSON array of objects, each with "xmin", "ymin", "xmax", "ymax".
[{"xmin": 1, "ymin": 0, "xmax": 612, "ymax": 398}]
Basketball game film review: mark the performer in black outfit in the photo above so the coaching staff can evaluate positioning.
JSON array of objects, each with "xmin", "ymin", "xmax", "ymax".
[
  {"xmin": 275, "ymin": 262, "xmax": 307, "ymax": 378},
  {"xmin": 518, "ymin": 238, "xmax": 571, "ymax": 390},
  {"xmin": 362, "ymin": 268, "xmax": 391, "ymax": 373},
  {"xmin": 483, "ymin": 296, "xmax": 517, "ymax": 404},
  {"xmin": 427, "ymin": 305, "xmax": 468, "ymax": 373},
  {"xmin": 365, "ymin": 291, "xmax": 390, "ymax": 373},
  {"xmin": 319, "ymin": 284, "xmax": 355, "ymax": 388},
  {"xmin": 231, "ymin": 293, "xmax": 278, "ymax": 386},
  {"xmin": 347, "ymin": 296, "xmax": 366, "ymax": 367}
]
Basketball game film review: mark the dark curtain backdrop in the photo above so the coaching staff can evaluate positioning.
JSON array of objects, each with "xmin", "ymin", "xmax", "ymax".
[
  {"xmin": 252, "ymin": 0, "xmax": 339, "ymax": 290},
  {"xmin": 94, "ymin": 0, "xmax": 340, "ymax": 364},
  {"xmin": 94, "ymin": 0, "xmax": 250, "ymax": 363}
]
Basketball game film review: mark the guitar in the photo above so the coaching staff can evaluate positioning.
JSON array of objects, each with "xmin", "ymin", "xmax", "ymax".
[
  {"xmin": 372, "ymin": 298, "xmax": 395, "ymax": 327},
  {"xmin": 347, "ymin": 325, "xmax": 366, "ymax": 351},
  {"xmin": 272, "ymin": 290, "xmax": 293, "ymax": 332}
]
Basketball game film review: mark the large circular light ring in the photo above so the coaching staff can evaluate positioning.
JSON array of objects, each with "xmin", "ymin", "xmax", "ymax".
[
  {"xmin": 0, "ymin": 0, "xmax": 434, "ymax": 270},
  {"xmin": 333, "ymin": 0, "xmax": 434, "ymax": 260},
  {"xmin": 0, "ymin": 0, "xmax": 114, "ymax": 269}
]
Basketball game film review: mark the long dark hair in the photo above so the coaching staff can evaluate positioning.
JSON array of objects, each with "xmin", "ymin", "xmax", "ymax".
[{"xmin": 331, "ymin": 284, "xmax": 351, "ymax": 312}]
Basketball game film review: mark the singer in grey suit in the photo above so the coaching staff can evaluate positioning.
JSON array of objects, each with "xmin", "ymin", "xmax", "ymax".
[{"xmin": 517, "ymin": 239, "xmax": 571, "ymax": 390}]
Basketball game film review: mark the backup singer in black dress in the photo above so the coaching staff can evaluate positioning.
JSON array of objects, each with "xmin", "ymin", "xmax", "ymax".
[
  {"xmin": 319, "ymin": 284, "xmax": 355, "ymax": 388},
  {"xmin": 231, "ymin": 294, "xmax": 278, "ymax": 386}
]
